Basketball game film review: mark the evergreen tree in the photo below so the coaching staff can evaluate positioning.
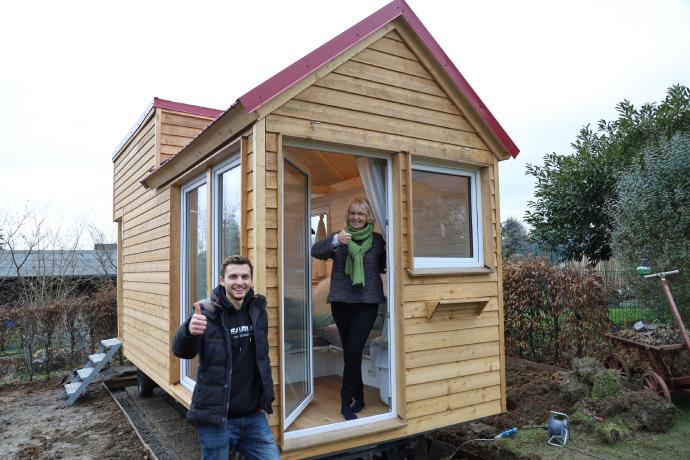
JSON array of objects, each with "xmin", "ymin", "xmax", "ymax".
[{"xmin": 525, "ymin": 85, "xmax": 690, "ymax": 264}]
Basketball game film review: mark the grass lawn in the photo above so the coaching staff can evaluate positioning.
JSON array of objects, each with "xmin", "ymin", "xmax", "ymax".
[
  {"xmin": 497, "ymin": 395, "xmax": 690, "ymax": 459},
  {"xmin": 0, "ymin": 346, "xmax": 21, "ymax": 357}
]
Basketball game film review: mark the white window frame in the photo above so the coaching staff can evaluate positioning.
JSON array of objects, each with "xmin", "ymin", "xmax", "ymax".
[
  {"xmin": 180, "ymin": 174, "xmax": 208, "ymax": 391},
  {"xmin": 211, "ymin": 154, "xmax": 241, "ymax": 282},
  {"xmin": 411, "ymin": 162, "xmax": 483, "ymax": 269}
]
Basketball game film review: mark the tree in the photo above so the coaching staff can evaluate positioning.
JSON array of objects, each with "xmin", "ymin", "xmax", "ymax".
[
  {"xmin": 525, "ymin": 85, "xmax": 690, "ymax": 264},
  {"xmin": 611, "ymin": 133, "xmax": 690, "ymax": 315},
  {"xmin": 0, "ymin": 207, "xmax": 117, "ymax": 379},
  {"xmin": 501, "ymin": 217, "xmax": 529, "ymax": 259}
]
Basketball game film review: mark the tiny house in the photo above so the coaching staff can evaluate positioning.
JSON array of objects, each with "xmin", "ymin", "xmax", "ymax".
[{"xmin": 111, "ymin": 1, "xmax": 519, "ymax": 457}]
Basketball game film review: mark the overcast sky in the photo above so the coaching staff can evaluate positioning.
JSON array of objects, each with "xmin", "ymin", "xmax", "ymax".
[{"xmin": 2, "ymin": 0, "xmax": 689, "ymax": 245}]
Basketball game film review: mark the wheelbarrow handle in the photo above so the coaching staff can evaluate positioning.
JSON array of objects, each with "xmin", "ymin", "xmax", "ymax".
[{"xmin": 644, "ymin": 270, "xmax": 680, "ymax": 279}]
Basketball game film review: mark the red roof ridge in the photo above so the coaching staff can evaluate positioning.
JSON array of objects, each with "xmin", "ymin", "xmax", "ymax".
[{"xmin": 238, "ymin": 0, "xmax": 519, "ymax": 158}]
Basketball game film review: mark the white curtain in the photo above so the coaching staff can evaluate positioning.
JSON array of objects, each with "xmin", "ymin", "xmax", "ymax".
[
  {"xmin": 356, "ymin": 157, "xmax": 387, "ymax": 230},
  {"xmin": 357, "ymin": 156, "xmax": 390, "ymax": 405}
]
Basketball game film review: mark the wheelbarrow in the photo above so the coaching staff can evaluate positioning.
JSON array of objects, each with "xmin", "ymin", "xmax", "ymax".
[{"xmin": 603, "ymin": 270, "xmax": 690, "ymax": 402}]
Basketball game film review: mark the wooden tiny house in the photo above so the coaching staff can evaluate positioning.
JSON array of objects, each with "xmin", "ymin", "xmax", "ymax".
[{"xmin": 112, "ymin": 1, "xmax": 519, "ymax": 457}]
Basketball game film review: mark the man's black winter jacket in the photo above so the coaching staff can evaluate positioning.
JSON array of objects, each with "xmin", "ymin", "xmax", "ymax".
[{"xmin": 172, "ymin": 289, "xmax": 274, "ymax": 427}]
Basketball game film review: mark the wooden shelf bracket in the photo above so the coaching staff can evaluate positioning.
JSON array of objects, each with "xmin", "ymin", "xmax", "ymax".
[{"xmin": 425, "ymin": 297, "xmax": 490, "ymax": 320}]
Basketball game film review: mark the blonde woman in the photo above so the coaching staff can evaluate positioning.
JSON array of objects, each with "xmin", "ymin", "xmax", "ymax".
[{"xmin": 311, "ymin": 198, "xmax": 386, "ymax": 420}]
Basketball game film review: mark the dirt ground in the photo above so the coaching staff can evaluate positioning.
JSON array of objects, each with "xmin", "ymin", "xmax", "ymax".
[
  {"xmin": 0, "ymin": 359, "xmax": 568, "ymax": 460},
  {"xmin": 0, "ymin": 377, "xmax": 146, "ymax": 459},
  {"xmin": 430, "ymin": 357, "xmax": 566, "ymax": 451},
  {"xmin": 430, "ymin": 356, "xmax": 690, "ymax": 460}
]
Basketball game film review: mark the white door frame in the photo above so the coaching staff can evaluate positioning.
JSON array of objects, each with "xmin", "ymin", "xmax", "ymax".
[{"xmin": 281, "ymin": 156, "xmax": 315, "ymax": 428}]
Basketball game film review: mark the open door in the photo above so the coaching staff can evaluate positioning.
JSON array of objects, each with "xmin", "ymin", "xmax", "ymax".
[
  {"xmin": 280, "ymin": 143, "xmax": 397, "ymax": 439},
  {"xmin": 281, "ymin": 159, "xmax": 314, "ymax": 428}
]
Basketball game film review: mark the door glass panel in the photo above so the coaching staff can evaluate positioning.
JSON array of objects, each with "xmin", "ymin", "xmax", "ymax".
[
  {"xmin": 219, "ymin": 166, "xmax": 241, "ymax": 260},
  {"xmin": 183, "ymin": 183, "xmax": 207, "ymax": 381},
  {"xmin": 283, "ymin": 160, "xmax": 311, "ymax": 419}
]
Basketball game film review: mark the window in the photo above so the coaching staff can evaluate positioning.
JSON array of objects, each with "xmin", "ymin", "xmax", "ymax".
[
  {"xmin": 180, "ymin": 153, "xmax": 242, "ymax": 390},
  {"xmin": 181, "ymin": 177, "xmax": 208, "ymax": 387},
  {"xmin": 411, "ymin": 163, "xmax": 483, "ymax": 268},
  {"xmin": 213, "ymin": 157, "xmax": 242, "ymax": 281}
]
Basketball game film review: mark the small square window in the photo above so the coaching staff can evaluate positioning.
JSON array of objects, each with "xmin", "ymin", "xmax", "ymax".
[{"xmin": 411, "ymin": 163, "xmax": 483, "ymax": 268}]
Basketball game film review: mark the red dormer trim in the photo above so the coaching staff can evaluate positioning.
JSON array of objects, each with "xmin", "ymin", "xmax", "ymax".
[{"xmin": 153, "ymin": 97, "xmax": 224, "ymax": 119}]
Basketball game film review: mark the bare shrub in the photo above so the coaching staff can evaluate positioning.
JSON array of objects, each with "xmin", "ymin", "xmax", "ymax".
[
  {"xmin": 504, "ymin": 257, "xmax": 610, "ymax": 366},
  {"xmin": 62, "ymin": 297, "xmax": 85, "ymax": 364},
  {"xmin": 81, "ymin": 284, "xmax": 117, "ymax": 353},
  {"xmin": 37, "ymin": 301, "xmax": 64, "ymax": 379}
]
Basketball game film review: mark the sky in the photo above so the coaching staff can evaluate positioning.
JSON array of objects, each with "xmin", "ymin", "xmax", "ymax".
[{"xmin": 1, "ymin": 0, "xmax": 689, "ymax": 246}]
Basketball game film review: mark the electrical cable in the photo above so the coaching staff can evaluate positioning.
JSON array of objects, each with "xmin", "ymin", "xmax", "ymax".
[
  {"xmin": 561, "ymin": 444, "xmax": 608, "ymax": 460},
  {"xmin": 449, "ymin": 425, "xmax": 609, "ymax": 460},
  {"xmin": 449, "ymin": 438, "xmax": 495, "ymax": 459},
  {"xmin": 449, "ymin": 427, "xmax": 518, "ymax": 459}
]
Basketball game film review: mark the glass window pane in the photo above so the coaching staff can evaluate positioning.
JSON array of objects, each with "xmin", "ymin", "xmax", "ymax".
[
  {"xmin": 219, "ymin": 166, "xmax": 241, "ymax": 260},
  {"xmin": 184, "ymin": 183, "xmax": 207, "ymax": 380},
  {"xmin": 412, "ymin": 170, "xmax": 472, "ymax": 258}
]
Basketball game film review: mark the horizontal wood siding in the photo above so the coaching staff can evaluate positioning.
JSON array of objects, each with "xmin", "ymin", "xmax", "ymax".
[
  {"xmin": 113, "ymin": 114, "xmax": 172, "ymax": 387},
  {"xmin": 245, "ymin": 123, "xmax": 280, "ymax": 434},
  {"xmin": 157, "ymin": 109, "xmax": 216, "ymax": 166},
  {"xmin": 272, "ymin": 28, "xmax": 504, "ymax": 457},
  {"xmin": 113, "ymin": 107, "xmax": 220, "ymax": 390}
]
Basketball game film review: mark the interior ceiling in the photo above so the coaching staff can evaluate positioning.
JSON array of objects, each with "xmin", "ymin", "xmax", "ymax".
[{"xmin": 285, "ymin": 147, "xmax": 359, "ymax": 187}]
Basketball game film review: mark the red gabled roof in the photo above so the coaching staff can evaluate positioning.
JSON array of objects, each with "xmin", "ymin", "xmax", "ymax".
[{"xmin": 239, "ymin": 0, "xmax": 519, "ymax": 158}]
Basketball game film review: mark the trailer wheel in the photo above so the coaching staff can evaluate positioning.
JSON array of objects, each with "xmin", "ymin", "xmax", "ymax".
[
  {"xmin": 641, "ymin": 370, "xmax": 671, "ymax": 402},
  {"xmin": 137, "ymin": 370, "xmax": 155, "ymax": 397},
  {"xmin": 602, "ymin": 353, "xmax": 631, "ymax": 381}
]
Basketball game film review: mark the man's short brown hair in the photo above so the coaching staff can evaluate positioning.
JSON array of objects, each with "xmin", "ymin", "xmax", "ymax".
[{"xmin": 220, "ymin": 255, "xmax": 253, "ymax": 278}]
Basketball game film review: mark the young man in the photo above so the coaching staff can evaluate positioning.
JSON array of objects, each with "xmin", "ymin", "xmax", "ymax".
[{"xmin": 172, "ymin": 255, "xmax": 279, "ymax": 460}]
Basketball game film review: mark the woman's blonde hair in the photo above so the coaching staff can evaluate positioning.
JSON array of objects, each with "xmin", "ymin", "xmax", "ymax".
[{"xmin": 346, "ymin": 198, "xmax": 376, "ymax": 224}]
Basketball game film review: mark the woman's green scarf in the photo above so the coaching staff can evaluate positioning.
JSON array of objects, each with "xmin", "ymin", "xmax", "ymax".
[{"xmin": 345, "ymin": 223, "xmax": 373, "ymax": 286}]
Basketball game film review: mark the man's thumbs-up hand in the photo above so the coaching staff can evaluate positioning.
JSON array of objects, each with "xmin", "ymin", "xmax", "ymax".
[{"xmin": 189, "ymin": 302, "xmax": 207, "ymax": 336}]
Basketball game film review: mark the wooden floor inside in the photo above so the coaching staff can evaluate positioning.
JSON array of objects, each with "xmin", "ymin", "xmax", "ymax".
[{"xmin": 287, "ymin": 375, "xmax": 390, "ymax": 431}]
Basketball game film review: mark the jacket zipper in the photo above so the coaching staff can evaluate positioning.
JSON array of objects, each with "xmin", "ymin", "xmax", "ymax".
[{"xmin": 218, "ymin": 309, "xmax": 232, "ymax": 427}]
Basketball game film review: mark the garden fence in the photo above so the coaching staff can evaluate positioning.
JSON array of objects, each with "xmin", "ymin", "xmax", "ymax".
[{"xmin": 565, "ymin": 259, "xmax": 676, "ymax": 326}]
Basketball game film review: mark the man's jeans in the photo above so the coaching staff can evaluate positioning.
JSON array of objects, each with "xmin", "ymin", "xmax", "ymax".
[{"xmin": 197, "ymin": 411, "xmax": 280, "ymax": 460}]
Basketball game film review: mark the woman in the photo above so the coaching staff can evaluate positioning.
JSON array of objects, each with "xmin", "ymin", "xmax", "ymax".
[{"xmin": 311, "ymin": 198, "xmax": 386, "ymax": 420}]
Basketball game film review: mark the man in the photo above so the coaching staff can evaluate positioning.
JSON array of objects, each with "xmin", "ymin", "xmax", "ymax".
[{"xmin": 172, "ymin": 255, "xmax": 279, "ymax": 460}]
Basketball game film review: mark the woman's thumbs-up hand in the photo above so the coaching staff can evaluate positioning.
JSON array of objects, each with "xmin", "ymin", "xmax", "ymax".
[
  {"xmin": 189, "ymin": 302, "xmax": 207, "ymax": 336},
  {"xmin": 337, "ymin": 227, "xmax": 352, "ymax": 245}
]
